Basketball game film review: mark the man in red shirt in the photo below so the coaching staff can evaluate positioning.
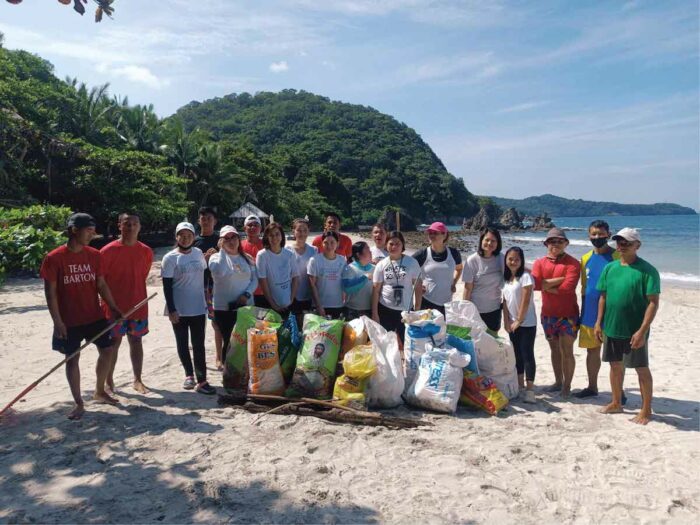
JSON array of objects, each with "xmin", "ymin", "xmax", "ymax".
[
  {"xmin": 311, "ymin": 213, "xmax": 353, "ymax": 258},
  {"xmin": 101, "ymin": 212, "xmax": 153, "ymax": 394},
  {"xmin": 40, "ymin": 213, "xmax": 123, "ymax": 420},
  {"xmin": 240, "ymin": 214, "xmax": 266, "ymax": 306},
  {"xmin": 532, "ymin": 228, "xmax": 581, "ymax": 398}
]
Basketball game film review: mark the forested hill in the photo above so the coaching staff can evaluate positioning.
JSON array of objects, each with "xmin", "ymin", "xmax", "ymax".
[
  {"xmin": 488, "ymin": 194, "xmax": 697, "ymax": 217},
  {"xmin": 173, "ymin": 90, "xmax": 479, "ymax": 225}
]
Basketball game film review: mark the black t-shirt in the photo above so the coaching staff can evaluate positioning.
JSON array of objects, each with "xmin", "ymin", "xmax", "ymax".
[
  {"xmin": 195, "ymin": 232, "xmax": 219, "ymax": 287},
  {"xmin": 413, "ymin": 246, "xmax": 462, "ymax": 267}
]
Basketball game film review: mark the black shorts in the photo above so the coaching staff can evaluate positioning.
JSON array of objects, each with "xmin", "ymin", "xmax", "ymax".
[
  {"xmin": 290, "ymin": 298, "xmax": 313, "ymax": 315},
  {"xmin": 52, "ymin": 319, "xmax": 112, "ymax": 355},
  {"xmin": 603, "ymin": 336, "xmax": 649, "ymax": 368},
  {"xmin": 479, "ymin": 308, "xmax": 502, "ymax": 332},
  {"xmin": 421, "ymin": 297, "xmax": 446, "ymax": 316},
  {"xmin": 254, "ymin": 295, "xmax": 270, "ymax": 308}
]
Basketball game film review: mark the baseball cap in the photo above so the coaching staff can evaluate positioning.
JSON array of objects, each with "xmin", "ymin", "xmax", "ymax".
[
  {"xmin": 219, "ymin": 225, "xmax": 239, "ymax": 237},
  {"xmin": 544, "ymin": 227, "xmax": 568, "ymax": 245},
  {"xmin": 175, "ymin": 222, "xmax": 195, "ymax": 235},
  {"xmin": 612, "ymin": 227, "xmax": 640, "ymax": 243},
  {"xmin": 67, "ymin": 212, "xmax": 96, "ymax": 229},
  {"xmin": 427, "ymin": 222, "xmax": 448, "ymax": 234},
  {"xmin": 244, "ymin": 215, "xmax": 261, "ymax": 226}
]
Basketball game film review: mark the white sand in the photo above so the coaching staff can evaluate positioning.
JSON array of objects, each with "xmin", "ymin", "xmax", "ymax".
[{"xmin": 0, "ymin": 245, "xmax": 698, "ymax": 523}]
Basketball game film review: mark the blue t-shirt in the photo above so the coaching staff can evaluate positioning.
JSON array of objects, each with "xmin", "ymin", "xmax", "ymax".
[{"xmin": 580, "ymin": 249, "xmax": 617, "ymax": 327}]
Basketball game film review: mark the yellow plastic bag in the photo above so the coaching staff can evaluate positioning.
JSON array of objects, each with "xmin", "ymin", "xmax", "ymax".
[
  {"xmin": 333, "ymin": 344, "xmax": 377, "ymax": 409},
  {"xmin": 247, "ymin": 327, "xmax": 285, "ymax": 395}
]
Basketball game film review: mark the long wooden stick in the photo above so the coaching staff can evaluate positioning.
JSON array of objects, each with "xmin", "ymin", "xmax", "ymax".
[{"xmin": 0, "ymin": 292, "xmax": 158, "ymax": 417}]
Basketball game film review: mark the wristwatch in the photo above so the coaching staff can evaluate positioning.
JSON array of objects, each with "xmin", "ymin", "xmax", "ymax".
[{"xmin": 243, "ymin": 292, "xmax": 251, "ymax": 299}]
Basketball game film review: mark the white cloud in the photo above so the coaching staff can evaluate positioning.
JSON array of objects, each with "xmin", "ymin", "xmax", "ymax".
[
  {"xmin": 107, "ymin": 65, "xmax": 169, "ymax": 89},
  {"xmin": 269, "ymin": 60, "xmax": 289, "ymax": 73},
  {"xmin": 496, "ymin": 101, "xmax": 549, "ymax": 114}
]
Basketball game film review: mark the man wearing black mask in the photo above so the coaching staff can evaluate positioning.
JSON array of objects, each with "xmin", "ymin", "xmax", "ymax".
[{"xmin": 574, "ymin": 220, "xmax": 620, "ymax": 399}]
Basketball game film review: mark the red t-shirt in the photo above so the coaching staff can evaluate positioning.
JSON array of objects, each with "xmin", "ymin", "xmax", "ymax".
[
  {"xmin": 312, "ymin": 233, "xmax": 353, "ymax": 258},
  {"xmin": 241, "ymin": 237, "xmax": 264, "ymax": 295},
  {"xmin": 39, "ymin": 245, "xmax": 105, "ymax": 328},
  {"xmin": 531, "ymin": 253, "xmax": 580, "ymax": 318},
  {"xmin": 100, "ymin": 240, "xmax": 153, "ymax": 320}
]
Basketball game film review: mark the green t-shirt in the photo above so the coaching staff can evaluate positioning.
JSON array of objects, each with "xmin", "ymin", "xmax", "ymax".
[{"xmin": 596, "ymin": 257, "xmax": 660, "ymax": 338}]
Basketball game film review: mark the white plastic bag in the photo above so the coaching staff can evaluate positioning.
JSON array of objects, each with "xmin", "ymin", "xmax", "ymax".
[
  {"xmin": 362, "ymin": 316, "xmax": 405, "ymax": 408},
  {"xmin": 473, "ymin": 331, "xmax": 518, "ymax": 399},
  {"xmin": 445, "ymin": 300, "xmax": 487, "ymax": 340},
  {"xmin": 406, "ymin": 345, "xmax": 468, "ymax": 413},
  {"xmin": 401, "ymin": 309, "xmax": 447, "ymax": 396}
]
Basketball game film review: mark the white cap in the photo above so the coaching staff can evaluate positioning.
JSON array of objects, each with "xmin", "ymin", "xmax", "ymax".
[
  {"xmin": 244, "ymin": 215, "xmax": 261, "ymax": 226},
  {"xmin": 612, "ymin": 227, "xmax": 641, "ymax": 243},
  {"xmin": 219, "ymin": 225, "xmax": 239, "ymax": 237},
  {"xmin": 175, "ymin": 222, "xmax": 195, "ymax": 235}
]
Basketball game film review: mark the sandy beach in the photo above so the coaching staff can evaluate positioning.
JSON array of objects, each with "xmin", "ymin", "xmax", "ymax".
[{"xmin": 0, "ymin": 242, "xmax": 698, "ymax": 524}]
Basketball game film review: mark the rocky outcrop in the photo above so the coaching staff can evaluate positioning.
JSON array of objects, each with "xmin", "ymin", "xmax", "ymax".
[
  {"xmin": 498, "ymin": 207, "xmax": 522, "ymax": 230},
  {"xmin": 462, "ymin": 203, "xmax": 500, "ymax": 232},
  {"xmin": 379, "ymin": 209, "xmax": 418, "ymax": 231},
  {"xmin": 530, "ymin": 212, "xmax": 555, "ymax": 231}
]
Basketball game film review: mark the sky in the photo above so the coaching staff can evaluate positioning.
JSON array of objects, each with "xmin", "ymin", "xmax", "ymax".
[{"xmin": 1, "ymin": 0, "xmax": 698, "ymax": 209}]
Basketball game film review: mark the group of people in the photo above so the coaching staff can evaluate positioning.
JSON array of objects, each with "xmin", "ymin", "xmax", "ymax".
[{"xmin": 40, "ymin": 209, "xmax": 660, "ymax": 425}]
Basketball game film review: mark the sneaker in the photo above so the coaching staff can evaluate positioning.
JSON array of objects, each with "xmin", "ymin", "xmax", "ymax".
[
  {"xmin": 523, "ymin": 390, "xmax": 537, "ymax": 404},
  {"xmin": 183, "ymin": 376, "xmax": 195, "ymax": 390},
  {"xmin": 573, "ymin": 387, "xmax": 599, "ymax": 399},
  {"xmin": 621, "ymin": 392, "xmax": 627, "ymax": 406},
  {"xmin": 196, "ymin": 382, "xmax": 216, "ymax": 395}
]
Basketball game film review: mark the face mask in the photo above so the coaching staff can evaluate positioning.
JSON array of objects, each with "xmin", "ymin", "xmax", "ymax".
[
  {"xmin": 590, "ymin": 237, "xmax": 609, "ymax": 248},
  {"xmin": 177, "ymin": 242, "xmax": 193, "ymax": 251}
]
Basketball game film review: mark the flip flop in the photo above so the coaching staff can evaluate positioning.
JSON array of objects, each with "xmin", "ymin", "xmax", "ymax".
[{"xmin": 573, "ymin": 387, "xmax": 599, "ymax": 398}]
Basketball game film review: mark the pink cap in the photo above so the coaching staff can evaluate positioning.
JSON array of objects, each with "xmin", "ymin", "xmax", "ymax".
[{"xmin": 427, "ymin": 222, "xmax": 448, "ymax": 234}]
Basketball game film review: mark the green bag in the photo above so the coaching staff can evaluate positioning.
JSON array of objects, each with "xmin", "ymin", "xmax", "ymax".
[
  {"xmin": 286, "ymin": 314, "xmax": 344, "ymax": 399},
  {"xmin": 223, "ymin": 306, "xmax": 282, "ymax": 393}
]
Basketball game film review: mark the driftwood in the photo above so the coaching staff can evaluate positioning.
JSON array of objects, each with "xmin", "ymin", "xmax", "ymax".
[{"xmin": 218, "ymin": 393, "xmax": 431, "ymax": 430}]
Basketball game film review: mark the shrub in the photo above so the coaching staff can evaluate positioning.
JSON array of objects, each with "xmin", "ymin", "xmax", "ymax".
[
  {"xmin": 0, "ymin": 224, "xmax": 65, "ymax": 275},
  {"xmin": 0, "ymin": 204, "xmax": 72, "ymax": 230}
]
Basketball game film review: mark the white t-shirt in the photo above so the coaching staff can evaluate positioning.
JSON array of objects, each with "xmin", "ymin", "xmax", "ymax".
[
  {"xmin": 286, "ymin": 244, "xmax": 316, "ymax": 301},
  {"xmin": 161, "ymin": 248, "xmax": 207, "ymax": 317},
  {"xmin": 307, "ymin": 254, "xmax": 347, "ymax": 308},
  {"xmin": 256, "ymin": 248, "xmax": 297, "ymax": 308},
  {"xmin": 502, "ymin": 271, "xmax": 537, "ymax": 327},
  {"xmin": 208, "ymin": 251, "xmax": 257, "ymax": 310},
  {"xmin": 462, "ymin": 252, "xmax": 505, "ymax": 313},
  {"xmin": 370, "ymin": 245, "xmax": 388, "ymax": 262},
  {"xmin": 373, "ymin": 255, "xmax": 422, "ymax": 311}
]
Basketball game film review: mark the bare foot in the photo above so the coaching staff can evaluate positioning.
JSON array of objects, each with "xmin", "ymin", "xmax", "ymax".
[
  {"xmin": 67, "ymin": 404, "xmax": 85, "ymax": 420},
  {"xmin": 560, "ymin": 387, "xmax": 571, "ymax": 399},
  {"xmin": 93, "ymin": 392, "xmax": 120, "ymax": 405},
  {"xmin": 600, "ymin": 402, "xmax": 623, "ymax": 414},
  {"xmin": 133, "ymin": 380, "xmax": 149, "ymax": 394},
  {"xmin": 631, "ymin": 411, "xmax": 652, "ymax": 425}
]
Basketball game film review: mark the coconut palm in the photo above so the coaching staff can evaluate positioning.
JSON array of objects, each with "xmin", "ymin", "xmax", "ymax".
[
  {"xmin": 67, "ymin": 81, "xmax": 114, "ymax": 144},
  {"xmin": 115, "ymin": 103, "xmax": 161, "ymax": 153}
]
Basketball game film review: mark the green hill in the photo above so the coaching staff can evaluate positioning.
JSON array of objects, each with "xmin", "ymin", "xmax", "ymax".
[
  {"xmin": 487, "ymin": 194, "xmax": 697, "ymax": 217},
  {"xmin": 173, "ymin": 90, "xmax": 479, "ymax": 225}
]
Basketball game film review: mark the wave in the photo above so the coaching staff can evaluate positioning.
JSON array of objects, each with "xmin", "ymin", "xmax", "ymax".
[
  {"xmin": 506, "ymin": 235, "xmax": 592, "ymax": 247},
  {"xmin": 659, "ymin": 272, "xmax": 700, "ymax": 284}
]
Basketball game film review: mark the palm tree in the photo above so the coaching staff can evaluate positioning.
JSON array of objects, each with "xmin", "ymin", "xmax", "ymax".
[
  {"xmin": 194, "ymin": 143, "xmax": 240, "ymax": 210},
  {"xmin": 67, "ymin": 81, "xmax": 114, "ymax": 144},
  {"xmin": 115, "ymin": 103, "xmax": 161, "ymax": 153}
]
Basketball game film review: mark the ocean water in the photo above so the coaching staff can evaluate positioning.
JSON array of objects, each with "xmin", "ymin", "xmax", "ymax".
[{"xmin": 455, "ymin": 215, "xmax": 700, "ymax": 288}]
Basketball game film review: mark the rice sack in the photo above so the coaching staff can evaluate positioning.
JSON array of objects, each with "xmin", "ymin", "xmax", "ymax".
[
  {"xmin": 286, "ymin": 314, "xmax": 344, "ymax": 399},
  {"xmin": 406, "ymin": 344, "xmax": 469, "ymax": 414},
  {"xmin": 401, "ymin": 309, "xmax": 447, "ymax": 396},
  {"xmin": 473, "ymin": 331, "xmax": 518, "ymax": 399},
  {"xmin": 445, "ymin": 300, "xmax": 486, "ymax": 340},
  {"xmin": 460, "ymin": 371, "xmax": 509, "ymax": 415},
  {"xmin": 333, "ymin": 344, "xmax": 377, "ymax": 409},
  {"xmin": 223, "ymin": 306, "xmax": 282, "ymax": 392},
  {"xmin": 278, "ymin": 315, "xmax": 302, "ymax": 384},
  {"xmin": 247, "ymin": 327, "xmax": 285, "ymax": 395}
]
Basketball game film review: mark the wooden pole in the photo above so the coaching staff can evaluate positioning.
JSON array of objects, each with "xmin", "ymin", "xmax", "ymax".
[{"xmin": 396, "ymin": 210, "xmax": 400, "ymax": 232}]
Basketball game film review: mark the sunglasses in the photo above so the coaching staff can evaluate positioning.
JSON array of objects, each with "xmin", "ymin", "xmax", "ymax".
[{"xmin": 616, "ymin": 239, "xmax": 635, "ymax": 247}]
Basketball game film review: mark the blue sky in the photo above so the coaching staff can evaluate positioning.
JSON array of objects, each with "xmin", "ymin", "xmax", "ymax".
[{"xmin": 1, "ymin": 0, "xmax": 698, "ymax": 209}]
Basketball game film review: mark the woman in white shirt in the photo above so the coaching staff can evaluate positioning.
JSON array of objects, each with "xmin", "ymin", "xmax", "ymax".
[
  {"xmin": 286, "ymin": 218, "xmax": 316, "ymax": 325},
  {"xmin": 372, "ymin": 230, "xmax": 422, "ymax": 344},
  {"xmin": 161, "ymin": 222, "xmax": 214, "ymax": 395},
  {"xmin": 502, "ymin": 246, "xmax": 537, "ymax": 403},
  {"xmin": 462, "ymin": 227, "xmax": 505, "ymax": 332},
  {"xmin": 255, "ymin": 222, "xmax": 298, "ymax": 318},
  {"xmin": 308, "ymin": 231, "xmax": 347, "ymax": 319},
  {"xmin": 208, "ymin": 225, "xmax": 257, "ymax": 361}
]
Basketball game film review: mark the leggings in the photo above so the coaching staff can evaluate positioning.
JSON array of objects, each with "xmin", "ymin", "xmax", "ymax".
[
  {"xmin": 378, "ymin": 302, "xmax": 405, "ymax": 344},
  {"xmin": 214, "ymin": 309, "xmax": 239, "ymax": 362},
  {"xmin": 508, "ymin": 325, "xmax": 536, "ymax": 382},
  {"xmin": 172, "ymin": 314, "xmax": 207, "ymax": 383}
]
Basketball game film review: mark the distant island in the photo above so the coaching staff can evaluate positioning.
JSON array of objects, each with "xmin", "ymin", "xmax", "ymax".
[{"xmin": 485, "ymin": 194, "xmax": 697, "ymax": 217}]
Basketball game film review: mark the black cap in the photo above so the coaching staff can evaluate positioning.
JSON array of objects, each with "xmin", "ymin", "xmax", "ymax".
[{"xmin": 67, "ymin": 213, "xmax": 96, "ymax": 229}]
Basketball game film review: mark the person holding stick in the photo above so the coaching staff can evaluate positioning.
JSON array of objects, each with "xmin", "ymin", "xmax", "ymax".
[
  {"xmin": 40, "ymin": 212, "xmax": 123, "ymax": 420},
  {"xmin": 101, "ymin": 212, "xmax": 153, "ymax": 394}
]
